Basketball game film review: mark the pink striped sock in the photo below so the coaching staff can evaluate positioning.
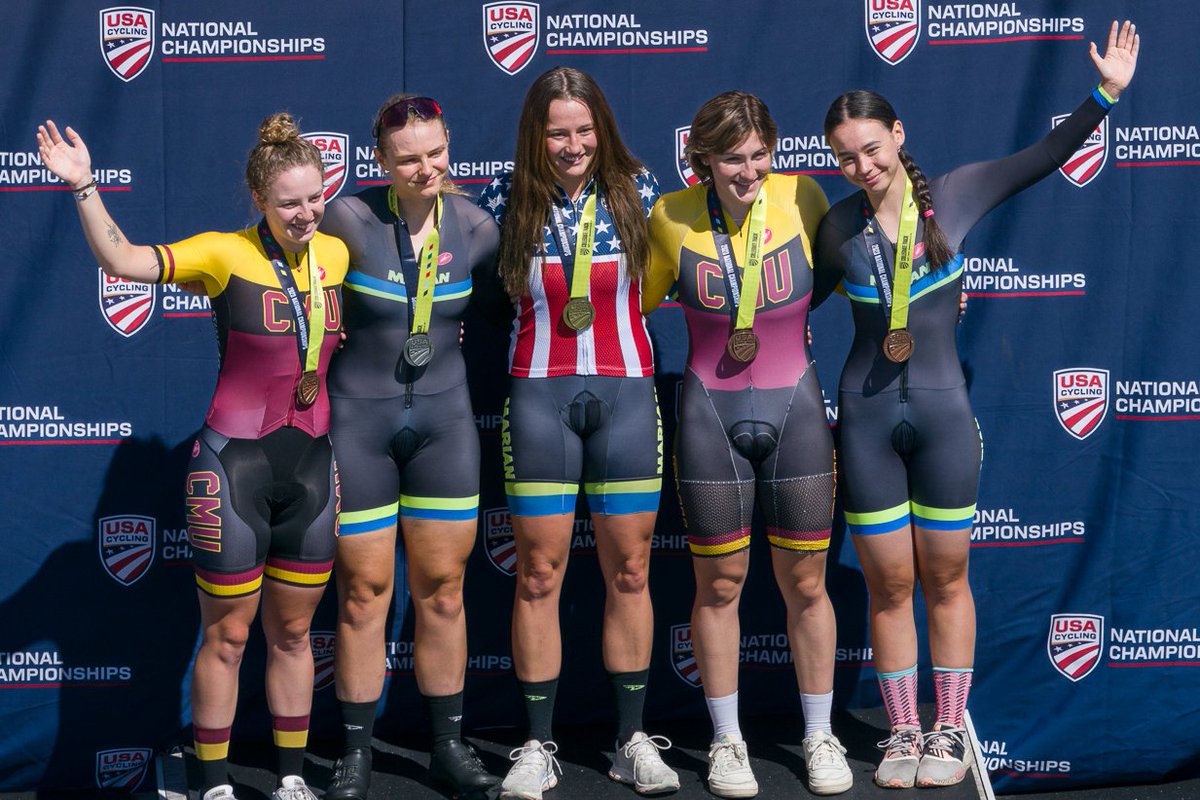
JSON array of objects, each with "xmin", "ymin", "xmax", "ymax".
[
  {"xmin": 878, "ymin": 665, "xmax": 920, "ymax": 729},
  {"xmin": 932, "ymin": 667, "xmax": 973, "ymax": 727}
]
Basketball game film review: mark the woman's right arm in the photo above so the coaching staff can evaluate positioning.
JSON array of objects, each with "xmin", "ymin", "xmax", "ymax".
[
  {"xmin": 641, "ymin": 197, "xmax": 678, "ymax": 315},
  {"xmin": 37, "ymin": 120, "xmax": 161, "ymax": 283}
]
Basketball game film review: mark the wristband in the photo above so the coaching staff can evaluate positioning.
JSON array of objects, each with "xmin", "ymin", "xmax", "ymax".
[
  {"xmin": 73, "ymin": 179, "xmax": 98, "ymax": 201},
  {"xmin": 1092, "ymin": 84, "xmax": 1118, "ymax": 109}
]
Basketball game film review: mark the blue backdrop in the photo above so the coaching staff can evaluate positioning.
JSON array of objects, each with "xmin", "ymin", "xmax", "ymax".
[{"xmin": 2, "ymin": 0, "xmax": 1196, "ymax": 792}]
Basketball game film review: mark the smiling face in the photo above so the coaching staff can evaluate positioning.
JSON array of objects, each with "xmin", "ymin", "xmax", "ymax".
[
  {"xmin": 544, "ymin": 97, "xmax": 597, "ymax": 199},
  {"xmin": 829, "ymin": 117, "xmax": 906, "ymax": 202},
  {"xmin": 254, "ymin": 163, "xmax": 325, "ymax": 253},
  {"xmin": 702, "ymin": 131, "xmax": 772, "ymax": 216},
  {"xmin": 375, "ymin": 118, "xmax": 449, "ymax": 209}
]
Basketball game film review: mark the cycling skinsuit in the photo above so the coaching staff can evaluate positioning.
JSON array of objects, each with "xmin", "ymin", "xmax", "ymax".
[
  {"xmin": 323, "ymin": 189, "xmax": 500, "ymax": 533},
  {"xmin": 477, "ymin": 171, "xmax": 663, "ymax": 516},
  {"xmin": 813, "ymin": 91, "xmax": 1116, "ymax": 536},
  {"xmin": 645, "ymin": 173, "xmax": 835, "ymax": 556},
  {"xmin": 153, "ymin": 228, "xmax": 348, "ymax": 596}
]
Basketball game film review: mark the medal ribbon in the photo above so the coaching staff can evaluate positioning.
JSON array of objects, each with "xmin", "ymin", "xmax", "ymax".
[
  {"xmin": 257, "ymin": 220, "xmax": 324, "ymax": 375},
  {"xmin": 388, "ymin": 188, "xmax": 442, "ymax": 336},
  {"xmin": 706, "ymin": 186, "xmax": 767, "ymax": 331},
  {"xmin": 548, "ymin": 189, "xmax": 597, "ymax": 302},
  {"xmin": 862, "ymin": 174, "xmax": 918, "ymax": 332}
]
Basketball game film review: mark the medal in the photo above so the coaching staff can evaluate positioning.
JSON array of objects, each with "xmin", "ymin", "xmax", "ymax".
[
  {"xmin": 726, "ymin": 329, "xmax": 760, "ymax": 363},
  {"xmin": 296, "ymin": 371, "xmax": 320, "ymax": 406},
  {"xmin": 562, "ymin": 297, "xmax": 595, "ymax": 331},
  {"xmin": 403, "ymin": 332, "xmax": 434, "ymax": 367},
  {"xmin": 882, "ymin": 329, "xmax": 915, "ymax": 363}
]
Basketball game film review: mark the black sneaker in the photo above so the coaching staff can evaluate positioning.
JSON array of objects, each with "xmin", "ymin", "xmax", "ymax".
[
  {"xmin": 429, "ymin": 739, "xmax": 500, "ymax": 798},
  {"xmin": 326, "ymin": 747, "xmax": 372, "ymax": 800}
]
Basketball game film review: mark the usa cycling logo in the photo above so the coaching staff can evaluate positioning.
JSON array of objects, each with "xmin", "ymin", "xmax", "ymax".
[
  {"xmin": 484, "ymin": 507, "xmax": 518, "ymax": 575},
  {"xmin": 1054, "ymin": 368, "xmax": 1109, "ymax": 440},
  {"xmin": 96, "ymin": 747, "xmax": 152, "ymax": 790},
  {"xmin": 100, "ymin": 7, "xmax": 155, "ymax": 81},
  {"xmin": 1055, "ymin": 116, "xmax": 1108, "ymax": 187},
  {"xmin": 302, "ymin": 132, "xmax": 349, "ymax": 202},
  {"xmin": 675, "ymin": 127, "xmax": 699, "ymax": 187},
  {"xmin": 310, "ymin": 631, "xmax": 336, "ymax": 691},
  {"xmin": 100, "ymin": 269, "xmax": 155, "ymax": 337},
  {"xmin": 484, "ymin": 3, "xmax": 539, "ymax": 75},
  {"xmin": 1048, "ymin": 614, "xmax": 1103, "ymax": 682},
  {"xmin": 866, "ymin": 0, "xmax": 920, "ymax": 65},
  {"xmin": 670, "ymin": 624, "xmax": 702, "ymax": 687},
  {"xmin": 99, "ymin": 514, "xmax": 156, "ymax": 586}
]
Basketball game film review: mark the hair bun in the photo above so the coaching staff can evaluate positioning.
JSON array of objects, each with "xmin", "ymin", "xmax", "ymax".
[{"xmin": 258, "ymin": 112, "xmax": 300, "ymax": 146}]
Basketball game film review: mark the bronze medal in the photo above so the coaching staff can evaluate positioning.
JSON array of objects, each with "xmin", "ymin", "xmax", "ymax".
[
  {"xmin": 562, "ymin": 297, "xmax": 595, "ymax": 332},
  {"xmin": 726, "ymin": 329, "xmax": 760, "ymax": 363},
  {"xmin": 882, "ymin": 329, "xmax": 915, "ymax": 363},
  {"xmin": 296, "ymin": 371, "xmax": 320, "ymax": 407},
  {"xmin": 403, "ymin": 333, "xmax": 434, "ymax": 367}
]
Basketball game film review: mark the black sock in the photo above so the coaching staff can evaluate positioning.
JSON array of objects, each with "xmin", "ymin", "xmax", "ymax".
[
  {"xmin": 272, "ymin": 714, "xmax": 308, "ymax": 780},
  {"xmin": 200, "ymin": 758, "xmax": 229, "ymax": 793},
  {"xmin": 425, "ymin": 691, "xmax": 464, "ymax": 746},
  {"xmin": 609, "ymin": 669, "xmax": 649, "ymax": 743},
  {"xmin": 520, "ymin": 678, "xmax": 559, "ymax": 743},
  {"xmin": 339, "ymin": 699, "xmax": 378, "ymax": 751}
]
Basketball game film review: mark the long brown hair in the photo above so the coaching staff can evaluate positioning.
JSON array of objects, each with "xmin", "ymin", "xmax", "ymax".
[
  {"xmin": 685, "ymin": 91, "xmax": 778, "ymax": 185},
  {"xmin": 497, "ymin": 67, "xmax": 648, "ymax": 296},
  {"xmin": 823, "ymin": 90, "xmax": 954, "ymax": 268},
  {"xmin": 245, "ymin": 112, "xmax": 323, "ymax": 201}
]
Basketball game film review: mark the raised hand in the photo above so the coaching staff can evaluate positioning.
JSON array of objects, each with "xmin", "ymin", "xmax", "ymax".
[
  {"xmin": 1089, "ymin": 20, "xmax": 1139, "ymax": 100},
  {"xmin": 36, "ymin": 120, "xmax": 93, "ymax": 189}
]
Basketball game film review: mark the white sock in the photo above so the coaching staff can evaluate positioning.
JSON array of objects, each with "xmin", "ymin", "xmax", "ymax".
[
  {"xmin": 705, "ymin": 692, "xmax": 742, "ymax": 741},
  {"xmin": 800, "ymin": 691, "xmax": 834, "ymax": 738}
]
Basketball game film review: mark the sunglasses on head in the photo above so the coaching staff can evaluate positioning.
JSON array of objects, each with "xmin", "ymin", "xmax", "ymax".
[{"xmin": 372, "ymin": 96, "xmax": 443, "ymax": 138}]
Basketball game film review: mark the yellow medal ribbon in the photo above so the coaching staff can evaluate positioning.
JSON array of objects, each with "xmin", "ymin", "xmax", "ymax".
[
  {"xmin": 301, "ymin": 241, "xmax": 325, "ymax": 373},
  {"xmin": 887, "ymin": 174, "xmax": 919, "ymax": 333},
  {"xmin": 733, "ymin": 188, "xmax": 768, "ymax": 331},
  {"xmin": 566, "ymin": 191, "xmax": 597, "ymax": 302},
  {"xmin": 389, "ymin": 187, "xmax": 442, "ymax": 335}
]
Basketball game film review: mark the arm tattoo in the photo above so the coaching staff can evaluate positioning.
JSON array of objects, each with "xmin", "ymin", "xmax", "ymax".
[{"xmin": 105, "ymin": 220, "xmax": 122, "ymax": 247}]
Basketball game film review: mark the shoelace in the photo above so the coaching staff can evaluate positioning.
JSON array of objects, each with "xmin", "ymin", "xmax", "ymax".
[
  {"xmin": 877, "ymin": 728, "xmax": 922, "ymax": 759},
  {"xmin": 711, "ymin": 739, "xmax": 750, "ymax": 773},
  {"xmin": 274, "ymin": 784, "xmax": 315, "ymax": 800},
  {"xmin": 808, "ymin": 736, "xmax": 846, "ymax": 768},
  {"xmin": 922, "ymin": 726, "xmax": 967, "ymax": 758},
  {"xmin": 508, "ymin": 741, "xmax": 563, "ymax": 779},
  {"xmin": 624, "ymin": 735, "xmax": 673, "ymax": 771}
]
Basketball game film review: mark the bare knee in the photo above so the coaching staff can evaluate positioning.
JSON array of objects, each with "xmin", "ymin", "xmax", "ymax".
[
  {"xmin": 609, "ymin": 553, "xmax": 649, "ymax": 596},
  {"xmin": 416, "ymin": 576, "xmax": 465, "ymax": 621},
  {"xmin": 340, "ymin": 574, "xmax": 392, "ymax": 630},
  {"xmin": 921, "ymin": 568, "xmax": 972, "ymax": 607},
  {"xmin": 517, "ymin": 555, "xmax": 563, "ymax": 602},
  {"xmin": 779, "ymin": 569, "xmax": 828, "ymax": 610},
  {"xmin": 869, "ymin": 571, "xmax": 916, "ymax": 611},
  {"xmin": 203, "ymin": 619, "xmax": 251, "ymax": 668},
  {"xmin": 696, "ymin": 572, "xmax": 745, "ymax": 609}
]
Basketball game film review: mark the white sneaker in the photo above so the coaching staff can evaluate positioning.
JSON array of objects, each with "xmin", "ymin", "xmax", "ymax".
[
  {"xmin": 500, "ymin": 739, "xmax": 562, "ymax": 800},
  {"xmin": 801, "ymin": 731, "xmax": 853, "ymax": 795},
  {"xmin": 706, "ymin": 733, "xmax": 758, "ymax": 798},
  {"xmin": 874, "ymin": 725, "xmax": 922, "ymax": 789},
  {"xmin": 271, "ymin": 775, "xmax": 317, "ymax": 800},
  {"xmin": 201, "ymin": 785, "xmax": 238, "ymax": 800},
  {"xmin": 609, "ymin": 732, "xmax": 681, "ymax": 794},
  {"xmin": 916, "ymin": 725, "xmax": 969, "ymax": 787}
]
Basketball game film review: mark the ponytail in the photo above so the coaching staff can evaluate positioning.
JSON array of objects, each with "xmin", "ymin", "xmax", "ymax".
[{"xmin": 896, "ymin": 148, "xmax": 953, "ymax": 268}]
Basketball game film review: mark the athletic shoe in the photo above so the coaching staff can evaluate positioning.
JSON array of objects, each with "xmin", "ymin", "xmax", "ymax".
[
  {"xmin": 271, "ymin": 775, "xmax": 318, "ymax": 800},
  {"xmin": 326, "ymin": 747, "xmax": 371, "ymax": 800},
  {"xmin": 608, "ymin": 732, "xmax": 681, "ymax": 794},
  {"xmin": 874, "ymin": 725, "xmax": 922, "ymax": 789},
  {"xmin": 201, "ymin": 786, "xmax": 238, "ymax": 800},
  {"xmin": 706, "ymin": 733, "xmax": 758, "ymax": 798},
  {"xmin": 801, "ymin": 731, "xmax": 853, "ymax": 795},
  {"xmin": 500, "ymin": 739, "xmax": 561, "ymax": 800},
  {"xmin": 430, "ymin": 739, "xmax": 501, "ymax": 797},
  {"xmin": 916, "ymin": 725, "xmax": 969, "ymax": 787}
]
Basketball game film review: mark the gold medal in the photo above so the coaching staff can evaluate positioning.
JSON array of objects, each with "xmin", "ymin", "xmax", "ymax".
[
  {"xmin": 726, "ymin": 329, "xmax": 760, "ymax": 363},
  {"xmin": 562, "ymin": 297, "xmax": 595, "ymax": 332},
  {"xmin": 403, "ymin": 333, "xmax": 434, "ymax": 367},
  {"xmin": 882, "ymin": 329, "xmax": 915, "ymax": 363},
  {"xmin": 296, "ymin": 371, "xmax": 320, "ymax": 406}
]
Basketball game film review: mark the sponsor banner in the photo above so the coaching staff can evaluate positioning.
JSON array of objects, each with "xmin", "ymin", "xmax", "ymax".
[
  {"xmin": 1114, "ymin": 123, "xmax": 1200, "ymax": 167},
  {"xmin": 99, "ymin": 514, "xmax": 156, "ymax": 586},
  {"xmin": 669, "ymin": 623, "xmax": 795, "ymax": 687},
  {"xmin": 302, "ymin": 132, "xmax": 348, "ymax": 201},
  {"xmin": 0, "ymin": 650, "xmax": 133, "ymax": 688},
  {"xmin": 99, "ymin": 270, "xmax": 155, "ymax": 337},
  {"xmin": 0, "ymin": 151, "xmax": 131, "ymax": 189},
  {"xmin": 386, "ymin": 639, "xmax": 511, "ymax": 675},
  {"xmin": 674, "ymin": 127, "xmax": 697, "ymax": 187},
  {"xmin": 0, "ymin": 405, "xmax": 132, "ymax": 446},
  {"xmin": 160, "ymin": 283, "xmax": 212, "ymax": 318},
  {"xmin": 1053, "ymin": 369, "xmax": 1108, "ymax": 441},
  {"xmin": 484, "ymin": 507, "xmax": 597, "ymax": 575},
  {"xmin": 925, "ymin": 2, "xmax": 1083, "ymax": 45},
  {"xmin": 772, "ymin": 131, "xmax": 839, "ymax": 175},
  {"xmin": 159, "ymin": 527, "xmax": 195, "ymax": 565},
  {"xmin": 979, "ymin": 740, "xmax": 1072, "ymax": 779},
  {"xmin": 1114, "ymin": 379, "xmax": 1200, "ymax": 421},
  {"xmin": 835, "ymin": 645, "xmax": 874, "ymax": 667},
  {"xmin": 963, "ymin": 255, "xmax": 1086, "ymax": 298},
  {"xmin": 483, "ymin": 2, "xmax": 540, "ymax": 74},
  {"xmin": 96, "ymin": 748, "xmax": 152, "ymax": 791},
  {"xmin": 670, "ymin": 624, "xmax": 701, "ymax": 687},
  {"xmin": 100, "ymin": 7, "xmax": 155, "ymax": 82},
  {"xmin": 971, "ymin": 507, "xmax": 1085, "ymax": 549},
  {"xmin": 866, "ymin": 0, "xmax": 920, "ymax": 65},
  {"xmin": 1054, "ymin": 115, "xmax": 1108, "ymax": 188},
  {"xmin": 1047, "ymin": 613, "xmax": 1103, "ymax": 681},
  {"xmin": 1108, "ymin": 626, "xmax": 1200, "ymax": 667},
  {"xmin": 311, "ymin": 631, "xmax": 336, "ymax": 690}
]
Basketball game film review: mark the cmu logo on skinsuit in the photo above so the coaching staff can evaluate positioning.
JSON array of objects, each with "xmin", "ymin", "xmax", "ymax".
[
  {"xmin": 484, "ymin": 507, "xmax": 517, "ymax": 575},
  {"xmin": 1054, "ymin": 115, "xmax": 1108, "ymax": 187},
  {"xmin": 483, "ymin": 3, "xmax": 539, "ymax": 75},
  {"xmin": 303, "ymin": 132, "xmax": 349, "ymax": 202},
  {"xmin": 675, "ymin": 126, "xmax": 700, "ymax": 187},
  {"xmin": 99, "ymin": 269, "xmax": 155, "ymax": 337},
  {"xmin": 100, "ymin": 7, "xmax": 155, "ymax": 82},
  {"xmin": 96, "ymin": 748, "xmax": 152, "ymax": 790},
  {"xmin": 99, "ymin": 514, "xmax": 156, "ymax": 586},
  {"xmin": 1054, "ymin": 368, "xmax": 1109, "ymax": 440},
  {"xmin": 865, "ymin": 0, "xmax": 920, "ymax": 65},
  {"xmin": 310, "ymin": 631, "xmax": 336, "ymax": 691},
  {"xmin": 1048, "ymin": 614, "xmax": 1103, "ymax": 682},
  {"xmin": 670, "ymin": 624, "xmax": 702, "ymax": 687}
]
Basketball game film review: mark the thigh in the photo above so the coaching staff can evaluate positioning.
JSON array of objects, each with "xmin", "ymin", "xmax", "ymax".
[
  {"xmin": 504, "ymin": 376, "xmax": 583, "ymax": 516},
  {"xmin": 401, "ymin": 517, "xmax": 477, "ymax": 592},
  {"xmin": 582, "ymin": 375, "xmax": 662, "ymax": 515},
  {"xmin": 399, "ymin": 386, "xmax": 481, "ymax": 522},
  {"xmin": 330, "ymin": 395, "xmax": 403, "ymax": 536},
  {"xmin": 907, "ymin": 387, "xmax": 982, "ymax": 531},
  {"xmin": 263, "ymin": 430, "xmax": 338, "ymax": 589},
  {"xmin": 838, "ymin": 391, "xmax": 911, "ymax": 536}
]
